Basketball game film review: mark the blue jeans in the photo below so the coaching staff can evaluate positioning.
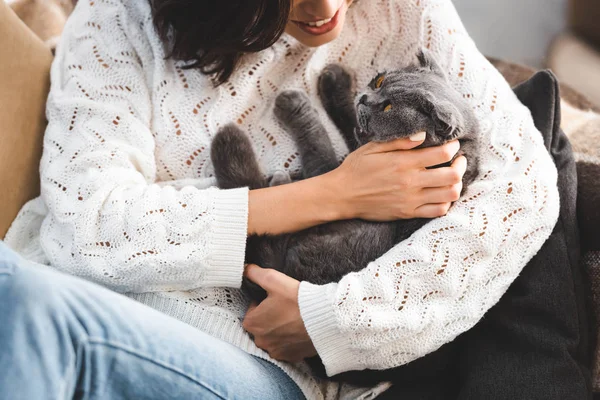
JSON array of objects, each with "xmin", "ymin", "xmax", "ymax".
[{"xmin": 0, "ymin": 241, "xmax": 305, "ymax": 400}]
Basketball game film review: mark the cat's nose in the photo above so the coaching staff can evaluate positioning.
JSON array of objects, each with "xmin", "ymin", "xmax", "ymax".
[{"xmin": 359, "ymin": 94, "xmax": 368, "ymax": 105}]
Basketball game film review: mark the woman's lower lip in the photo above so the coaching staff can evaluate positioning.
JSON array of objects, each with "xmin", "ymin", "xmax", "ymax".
[{"xmin": 293, "ymin": 8, "xmax": 341, "ymax": 36}]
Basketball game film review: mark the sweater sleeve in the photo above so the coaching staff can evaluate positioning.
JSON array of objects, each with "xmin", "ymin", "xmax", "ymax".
[
  {"xmin": 39, "ymin": 0, "xmax": 248, "ymax": 293},
  {"xmin": 298, "ymin": 0, "xmax": 560, "ymax": 376}
]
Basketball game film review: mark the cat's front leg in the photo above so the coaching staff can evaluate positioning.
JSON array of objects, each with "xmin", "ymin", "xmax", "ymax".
[
  {"xmin": 318, "ymin": 64, "xmax": 361, "ymax": 152},
  {"xmin": 210, "ymin": 124, "xmax": 267, "ymax": 190},
  {"xmin": 274, "ymin": 90, "xmax": 340, "ymax": 179}
]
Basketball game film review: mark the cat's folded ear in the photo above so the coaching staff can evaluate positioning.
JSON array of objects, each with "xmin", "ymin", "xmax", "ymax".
[
  {"xmin": 419, "ymin": 91, "xmax": 464, "ymax": 137},
  {"xmin": 417, "ymin": 49, "xmax": 447, "ymax": 80}
]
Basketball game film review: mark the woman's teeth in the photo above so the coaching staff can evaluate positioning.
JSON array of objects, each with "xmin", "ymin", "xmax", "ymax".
[{"xmin": 305, "ymin": 18, "xmax": 332, "ymax": 27}]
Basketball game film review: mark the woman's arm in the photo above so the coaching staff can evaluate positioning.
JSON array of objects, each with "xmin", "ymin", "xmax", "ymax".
[
  {"xmin": 41, "ymin": 0, "xmax": 249, "ymax": 293},
  {"xmin": 297, "ymin": 0, "xmax": 560, "ymax": 376},
  {"xmin": 248, "ymin": 176, "xmax": 338, "ymax": 235}
]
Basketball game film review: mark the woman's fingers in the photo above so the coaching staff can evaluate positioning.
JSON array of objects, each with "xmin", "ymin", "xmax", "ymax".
[
  {"xmin": 414, "ymin": 156, "xmax": 466, "ymax": 216},
  {"xmin": 418, "ymin": 155, "xmax": 467, "ymax": 187},
  {"xmin": 420, "ymin": 181, "xmax": 464, "ymax": 204},
  {"xmin": 451, "ymin": 154, "xmax": 468, "ymax": 174},
  {"xmin": 244, "ymin": 264, "xmax": 298, "ymax": 295},
  {"xmin": 244, "ymin": 264, "xmax": 273, "ymax": 293},
  {"xmin": 413, "ymin": 202, "xmax": 452, "ymax": 218},
  {"xmin": 402, "ymin": 140, "xmax": 461, "ymax": 168},
  {"xmin": 362, "ymin": 133, "xmax": 426, "ymax": 154},
  {"xmin": 334, "ymin": 135, "xmax": 467, "ymax": 222}
]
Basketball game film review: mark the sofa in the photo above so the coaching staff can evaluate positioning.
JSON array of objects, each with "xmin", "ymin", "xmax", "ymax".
[
  {"xmin": 0, "ymin": 0, "xmax": 52, "ymax": 239},
  {"xmin": 548, "ymin": 0, "xmax": 600, "ymax": 109},
  {"xmin": 1, "ymin": 0, "xmax": 600, "ymax": 395}
]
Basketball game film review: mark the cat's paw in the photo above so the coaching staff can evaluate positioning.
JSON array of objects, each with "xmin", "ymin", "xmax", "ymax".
[
  {"xmin": 211, "ymin": 124, "xmax": 265, "ymax": 189},
  {"xmin": 274, "ymin": 90, "xmax": 312, "ymax": 124},
  {"xmin": 461, "ymin": 156, "xmax": 479, "ymax": 194},
  {"xmin": 211, "ymin": 124, "xmax": 252, "ymax": 161},
  {"xmin": 318, "ymin": 64, "xmax": 353, "ymax": 101},
  {"xmin": 444, "ymin": 125, "xmax": 462, "ymax": 140},
  {"xmin": 269, "ymin": 170, "xmax": 292, "ymax": 187}
]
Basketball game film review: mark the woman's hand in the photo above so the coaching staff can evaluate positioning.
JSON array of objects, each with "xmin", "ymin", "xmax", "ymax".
[
  {"xmin": 325, "ymin": 135, "xmax": 468, "ymax": 221},
  {"xmin": 242, "ymin": 264, "xmax": 317, "ymax": 363},
  {"xmin": 247, "ymin": 135, "xmax": 466, "ymax": 236}
]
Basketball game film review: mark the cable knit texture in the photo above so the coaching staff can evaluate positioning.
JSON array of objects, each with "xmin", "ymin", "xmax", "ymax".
[{"xmin": 5, "ymin": 0, "xmax": 559, "ymax": 398}]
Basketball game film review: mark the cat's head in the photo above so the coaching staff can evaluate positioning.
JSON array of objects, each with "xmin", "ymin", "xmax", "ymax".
[{"xmin": 355, "ymin": 49, "xmax": 469, "ymax": 145}]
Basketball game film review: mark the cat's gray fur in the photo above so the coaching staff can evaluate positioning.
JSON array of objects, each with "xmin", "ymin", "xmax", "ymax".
[{"xmin": 210, "ymin": 50, "xmax": 480, "ymax": 384}]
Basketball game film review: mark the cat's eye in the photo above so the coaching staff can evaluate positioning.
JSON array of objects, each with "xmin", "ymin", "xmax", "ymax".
[
  {"xmin": 384, "ymin": 104, "xmax": 392, "ymax": 112},
  {"xmin": 375, "ymin": 75, "xmax": 385, "ymax": 88}
]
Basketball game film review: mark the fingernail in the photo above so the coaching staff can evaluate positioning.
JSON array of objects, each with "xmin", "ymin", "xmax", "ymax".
[
  {"xmin": 409, "ymin": 131, "xmax": 426, "ymax": 142},
  {"xmin": 452, "ymin": 140, "xmax": 461, "ymax": 154}
]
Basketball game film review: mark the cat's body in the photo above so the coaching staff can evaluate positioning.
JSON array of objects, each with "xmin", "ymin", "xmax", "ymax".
[{"xmin": 210, "ymin": 50, "xmax": 481, "ymax": 384}]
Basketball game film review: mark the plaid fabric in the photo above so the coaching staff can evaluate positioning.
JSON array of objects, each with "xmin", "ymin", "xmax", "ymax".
[{"xmin": 584, "ymin": 251, "xmax": 600, "ymax": 390}]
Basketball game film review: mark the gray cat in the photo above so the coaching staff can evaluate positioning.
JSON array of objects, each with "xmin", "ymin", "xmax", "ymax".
[{"xmin": 210, "ymin": 50, "xmax": 480, "ymax": 384}]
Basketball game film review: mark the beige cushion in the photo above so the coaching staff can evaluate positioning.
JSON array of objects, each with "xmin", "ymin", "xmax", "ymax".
[
  {"xmin": 548, "ymin": 32, "xmax": 600, "ymax": 108},
  {"xmin": 0, "ymin": 0, "xmax": 53, "ymax": 239}
]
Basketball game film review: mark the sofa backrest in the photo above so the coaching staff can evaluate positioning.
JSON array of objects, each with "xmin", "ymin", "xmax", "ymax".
[
  {"xmin": 0, "ymin": 0, "xmax": 53, "ymax": 239},
  {"xmin": 570, "ymin": 0, "xmax": 600, "ymax": 48}
]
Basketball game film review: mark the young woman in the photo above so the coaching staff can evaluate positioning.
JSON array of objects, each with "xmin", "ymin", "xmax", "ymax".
[{"xmin": 1, "ymin": 0, "xmax": 566, "ymax": 398}]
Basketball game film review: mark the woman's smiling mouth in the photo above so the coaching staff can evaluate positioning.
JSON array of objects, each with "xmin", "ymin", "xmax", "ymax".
[{"xmin": 292, "ymin": 8, "xmax": 341, "ymax": 36}]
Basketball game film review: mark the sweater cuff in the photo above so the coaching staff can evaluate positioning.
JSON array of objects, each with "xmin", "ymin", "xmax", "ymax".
[
  {"xmin": 298, "ymin": 281, "xmax": 359, "ymax": 377},
  {"xmin": 202, "ymin": 187, "xmax": 249, "ymax": 288}
]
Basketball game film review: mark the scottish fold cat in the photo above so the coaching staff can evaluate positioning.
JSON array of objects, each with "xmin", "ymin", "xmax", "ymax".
[{"xmin": 210, "ymin": 50, "xmax": 480, "ymax": 384}]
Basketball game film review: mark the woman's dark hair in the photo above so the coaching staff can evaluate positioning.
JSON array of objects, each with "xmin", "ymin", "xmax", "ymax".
[{"xmin": 151, "ymin": 0, "xmax": 292, "ymax": 85}]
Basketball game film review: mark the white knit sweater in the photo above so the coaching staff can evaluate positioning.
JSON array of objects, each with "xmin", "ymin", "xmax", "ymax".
[{"xmin": 5, "ymin": 0, "xmax": 560, "ymax": 398}]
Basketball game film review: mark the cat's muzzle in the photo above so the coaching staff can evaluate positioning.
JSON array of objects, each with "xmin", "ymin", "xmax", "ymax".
[{"xmin": 357, "ymin": 105, "xmax": 371, "ymax": 136}]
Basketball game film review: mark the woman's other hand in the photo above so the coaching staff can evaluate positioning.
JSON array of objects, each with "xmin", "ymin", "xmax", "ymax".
[
  {"xmin": 326, "ymin": 135, "xmax": 468, "ymax": 221},
  {"xmin": 242, "ymin": 264, "xmax": 317, "ymax": 363}
]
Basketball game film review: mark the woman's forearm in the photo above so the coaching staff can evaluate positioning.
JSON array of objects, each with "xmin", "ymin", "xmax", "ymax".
[
  {"xmin": 247, "ymin": 136, "xmax": 464, "ymax": 236},
  {"xmin": 247, "ymin": 172, "xmax": 345, "ymax": 235}
]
